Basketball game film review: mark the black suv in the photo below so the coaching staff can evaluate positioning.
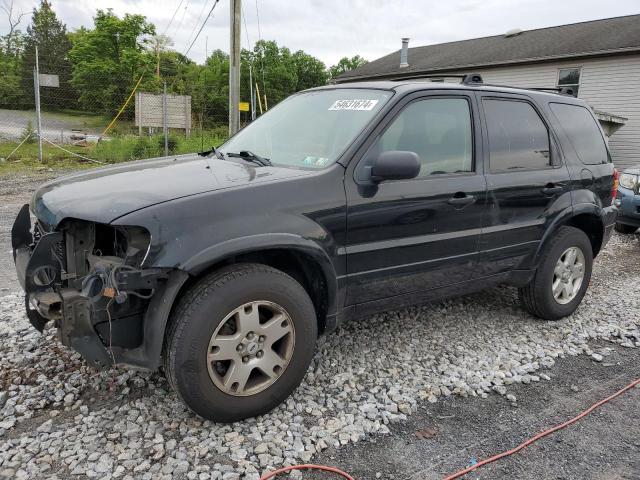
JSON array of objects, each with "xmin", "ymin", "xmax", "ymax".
[{"xmin": 12, "ymin": 79, "xmax": 618, "ymax": 421}]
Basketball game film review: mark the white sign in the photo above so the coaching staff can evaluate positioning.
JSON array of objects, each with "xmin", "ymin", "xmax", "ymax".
[
  {"xmin": 38, "ymin": 74, "xmax": 59, "ymax": 88},
  {"xmin": 135, "ymin": 92, "xmax": 192, "ymax": 135},
  {"xmin": 328, "ymin": 99, "xmax": 379, "ymax": 111}
]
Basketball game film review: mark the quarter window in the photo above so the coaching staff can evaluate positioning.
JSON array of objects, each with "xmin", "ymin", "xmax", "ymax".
[
  {"xmin": 375, "ymin": 98, "xmax": 473, "ymax": 177},
  {"xmin": 483, "ymin": 99, "xmax": 552, "ymax": 172},
  {"xmin": 557, "ymin": 68, "xmax": 580, "ymax": 97},
  {"xmin": 549, "ymin": 103, "xmax": 609, "ymax": 165}
]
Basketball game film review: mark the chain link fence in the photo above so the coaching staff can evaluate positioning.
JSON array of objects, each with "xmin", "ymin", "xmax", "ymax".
[{"xmin": 0, "ymin": 52, "xmax": 237, "ymax": 167}]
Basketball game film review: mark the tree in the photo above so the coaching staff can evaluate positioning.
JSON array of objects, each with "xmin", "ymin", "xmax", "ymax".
[
  {"xmin": 68, "ymin": 9, "xmax": 156, "ymax": 114},
  {"xmin": 1, "ymin": 0, "xmax": 26, "ymax": 58},
  {"xmin": 20, "ymin": 1, "xmax": 75, "ymax": 110},
  {"xmin": 291, "ymin": 50, "xmax": 328, "ymax": 91},
  {"xmin": 0, "ymin": 0, "xmax": 26, "ymax": 108},
  {"xmin": 148, "ymin": 34, "xmax": 173, "ymax": 78},
  {"xmin": 329, "ymin": 55, "xmax": 368, "ymax": 79}
]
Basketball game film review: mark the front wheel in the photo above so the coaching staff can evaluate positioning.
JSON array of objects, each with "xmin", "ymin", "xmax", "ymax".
[
  {"xmin": 615, "ymin": 222, "xmax": 637, "ymax": 234},
  {"xmin": 164, "ymin": 263, "xmax": 317, "ymax": 422},
  {"xmin": 519, "ymin": 226, "xmax": 593, "ymax": 320}
]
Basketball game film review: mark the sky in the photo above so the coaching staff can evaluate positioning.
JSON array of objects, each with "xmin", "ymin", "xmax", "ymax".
[{"xmin": 2, "ymin": 0, "xmax": 639, "ymax": 66}]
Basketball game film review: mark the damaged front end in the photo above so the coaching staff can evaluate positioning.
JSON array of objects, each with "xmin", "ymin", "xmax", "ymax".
[{"xmin": 11, "ymin": 204, "xmax": 187, "ymax": 370}]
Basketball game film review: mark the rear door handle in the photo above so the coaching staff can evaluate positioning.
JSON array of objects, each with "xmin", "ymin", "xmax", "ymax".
[
  {"xmin": 541, "ymin": 185, "xmax": 564, "ymax": 195},
  {"xmin": 447, "ymin": 194, "xmax": 476, "ymax": 206}
]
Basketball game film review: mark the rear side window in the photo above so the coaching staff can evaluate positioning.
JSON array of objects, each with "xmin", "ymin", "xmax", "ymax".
[
  {"xmin": 483, "ymin": 99, "xmax": 552, "ymax": 172},
  {"xmin": 549, "ymin": 103, "xmax": 609, "ymax": 165}
]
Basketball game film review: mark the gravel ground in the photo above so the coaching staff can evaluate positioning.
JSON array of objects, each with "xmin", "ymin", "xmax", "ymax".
[{"xmin": 1, "ymin": 172, "xmax": 639, "ymax": 480}]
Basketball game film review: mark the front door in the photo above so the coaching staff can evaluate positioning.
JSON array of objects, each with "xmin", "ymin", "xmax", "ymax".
[
  {"xmin": 344, "ymin": 93, "xmax": 487, "ymax": 305},
  {"xmin": 476, "ymin": 93, "xmax": 573, "ymax": 275}
]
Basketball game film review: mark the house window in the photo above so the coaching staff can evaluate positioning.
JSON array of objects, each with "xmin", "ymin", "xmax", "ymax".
[{"xmin": 557, "ymin": 68, "xmax": 580, "ymax": 97}]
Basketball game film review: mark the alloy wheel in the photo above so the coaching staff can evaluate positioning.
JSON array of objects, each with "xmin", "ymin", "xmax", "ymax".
[
  {"xmin": 206, "ymin": 301, "xmax": 295, "ymax": 396},
  {"xmin": 552, "ymin": 246, "xmax": 586, "ymax": 305}
]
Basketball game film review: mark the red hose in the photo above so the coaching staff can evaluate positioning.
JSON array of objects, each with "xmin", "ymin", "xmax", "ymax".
[
  {"xmin": 259, "ymin": 464, "xmax": 354, "ymax": 480},
  {"xmin": 443, "ymin": 376, "xmax": 640, "ymax": 479},
  {"xmin": 259, "ymin": 377, "xmax": 639, "ymax": 479}
]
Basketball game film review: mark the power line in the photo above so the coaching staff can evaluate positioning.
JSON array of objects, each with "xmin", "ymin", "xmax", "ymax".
[
  {"xmin": 241, "ymin": 3, "xmax": 252, "ymax": 49},
  {"xmin": 162, "ymin": 0, "xmax": 184, "ymax": 35},
  {"xmin": 183, "ymin": 0, "xmax": 210, "ymax": 53},
  {"xmin": 254, "ymin": 0, "xmax": 267, "ymax": 104},
  {"xmin": 183, "ymin": 0, "xmax": 220, "ymax": 57},
  {"xmin": 172, "ymin": 0, "xmax": 191, "ymax": 38}
]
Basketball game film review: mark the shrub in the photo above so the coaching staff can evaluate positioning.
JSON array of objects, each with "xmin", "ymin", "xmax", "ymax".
[{"xmin": 20, "ymin": 121, "xmax": 37, "ymax": 144}]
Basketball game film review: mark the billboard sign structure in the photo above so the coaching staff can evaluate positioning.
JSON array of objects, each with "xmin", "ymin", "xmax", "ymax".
[
  {"xmin": 135, "ymin": 91, "xmax": 192, "ymax": 136},
  {"xmin": 38, "ymin": 74, "xmax": 59, "ymax": 88}
]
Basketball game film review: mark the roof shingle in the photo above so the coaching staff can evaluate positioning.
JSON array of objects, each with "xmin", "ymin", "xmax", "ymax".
[{"xmin": 336, "ymin": 15, "xmax": 640, "ymax": 81}]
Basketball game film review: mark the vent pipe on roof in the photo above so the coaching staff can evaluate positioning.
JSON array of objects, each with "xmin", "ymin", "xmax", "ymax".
[{"xmin": 400, "ymin": 38, "xmax": 410, "ymax": 68}]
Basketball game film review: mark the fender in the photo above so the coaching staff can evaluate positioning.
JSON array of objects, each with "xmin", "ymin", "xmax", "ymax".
[
  {"xmin": 110, "ymin": 269, "xmax": 190, "ymax": 370},
  {"xmin": 180, "ymin": 232, "xmax": 340, "ymax": 318},
  {"xmin": 534, "ymin": 202, "xmax": 604, "ymax": 265}
]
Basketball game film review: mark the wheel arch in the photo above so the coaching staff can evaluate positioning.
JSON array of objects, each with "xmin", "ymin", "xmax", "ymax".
[
  {"xmin": 536, "ymin": 203, "xmax": 605, "ymax": 266},
  {"xmin": 178, "ymin": 234, "xmax": 339, "ymax": 334}
]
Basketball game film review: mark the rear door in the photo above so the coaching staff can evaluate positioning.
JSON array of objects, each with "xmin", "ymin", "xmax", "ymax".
[
  {"xmin": 344, "ymin": 91, "xmax": 487, "ymax": 305},
  {"xmin": 477, "ymin": 93, "xmax": 572, "ymax": 275}
]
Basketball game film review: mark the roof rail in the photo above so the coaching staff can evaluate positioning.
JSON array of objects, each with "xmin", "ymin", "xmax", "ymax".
[
  {"xmin": 392, "ymin": 73, "xmax": 484, "ymax": 84},
  {"xmin": 526, "ymin": 86, "xmax": 576, "ymax": 96}
]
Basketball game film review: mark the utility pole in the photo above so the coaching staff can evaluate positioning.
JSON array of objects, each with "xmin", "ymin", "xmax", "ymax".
[
  {"xmin": 228, "ymin": 0, "xmax": 241, "ymax": 136},
  {"xmin": 33, "ymin": 45, "xmax": 43, "ymax": 162},
  {"xmin": 249, "ymin": 60, "xmax": 256, "ymax": 121},
  {"xmin": 163, "ymin": 82, "xmax": 168, "ymax": 156}
]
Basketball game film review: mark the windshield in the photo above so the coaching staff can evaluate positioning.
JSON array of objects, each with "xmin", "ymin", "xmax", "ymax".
[{"xmin": 221, "ymin": 88, "xmax": 392, "ymax": 169}]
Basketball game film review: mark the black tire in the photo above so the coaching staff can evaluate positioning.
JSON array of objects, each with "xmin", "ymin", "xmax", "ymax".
[
  {"xmin": 519, "ymin": 226, "xmax": 593, "ymax": 320},
  {"xmin": 164, "ymin": 263, "xmax": 317, "ymax": 422},
  {"xmin": 615, "ymin": 222, "xmax": 637, "ymax": 234}
]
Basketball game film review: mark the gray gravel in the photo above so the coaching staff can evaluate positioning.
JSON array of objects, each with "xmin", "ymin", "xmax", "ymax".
[{"xmin": 0, "ymin": 174, "xmax": 639, "ymax": 478}]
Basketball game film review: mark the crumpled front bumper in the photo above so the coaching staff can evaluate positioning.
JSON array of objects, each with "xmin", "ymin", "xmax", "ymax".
[
  {"xmin": 11, "ymin": 204, "xmax": 115, "ymax": 367},
  {"xmin": 12, "ymin": 204, "xmax": 64, "ymax": 332},
  {"xmin": 11, "ymin": 204, "xmax": 188, "ymax": 370}
]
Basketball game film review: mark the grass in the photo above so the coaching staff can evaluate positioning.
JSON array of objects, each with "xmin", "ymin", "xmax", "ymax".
[
  {"xmin": 0, "ymin": 129, "xmax": 229, "ymax": 175},
  {"xmin": 43, "ymin": 109, "xmax": 109, "ymax": 130}
]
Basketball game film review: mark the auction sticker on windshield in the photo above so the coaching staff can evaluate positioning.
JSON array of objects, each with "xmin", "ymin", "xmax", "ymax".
[{"xmin": 328, "ymin": 99, "xmax": 379, "ymax": 111}]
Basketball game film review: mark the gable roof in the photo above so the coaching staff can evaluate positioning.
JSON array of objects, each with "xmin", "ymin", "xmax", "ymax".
[{"xmin": 335, "ymin": 14, "xmax": 640, "ymax": 82}]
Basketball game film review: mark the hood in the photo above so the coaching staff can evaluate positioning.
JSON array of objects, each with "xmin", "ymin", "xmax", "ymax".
[{"xmin": 32, "ymin": 153, "xmax": 310, "ymax": 228}]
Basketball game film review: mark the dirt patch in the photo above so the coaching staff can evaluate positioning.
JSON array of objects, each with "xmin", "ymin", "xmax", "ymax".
[{"xmin": 307, "ymin": 341, "xmax": 640, "ymax": 480}]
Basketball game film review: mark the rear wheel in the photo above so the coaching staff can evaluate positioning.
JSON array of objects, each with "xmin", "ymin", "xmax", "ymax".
[
  {"xmin": 519, "ymin": 226, "xmax": 593, "ymax": 320},
  {"xmin": 615, "ymin": 222, "xmax": 637, "ymax": 234},
  {"xmin": 164, "ymin": 263, "xmax": 317, "ymax": 422}
]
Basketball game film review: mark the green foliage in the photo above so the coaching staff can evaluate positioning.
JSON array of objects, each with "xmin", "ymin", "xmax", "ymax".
[
  {"xmin": 21, "ymin": 1, "xmax": 75, "ymax": 110},
  {"xmin": 157, "ymin": 134, "xmax": 179, "ymax": 154},
  {"xmin": 68, "ymin": 9, "xmax": 156, "ymax": 115},
  {"xmin": 19, "ymin": 120, "xmax": 36, "ymax": 143},
  {"xmin": 329, "ymin": 55, "xmax": 368, "ymax": 79},
  {"xmin": 0, "ymin": 5, "xmax": 26, "ymax": 108}
]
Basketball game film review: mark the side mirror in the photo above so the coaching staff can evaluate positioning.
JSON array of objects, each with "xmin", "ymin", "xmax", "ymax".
[{"xmin": 369, "ymin": 151, "xmax": 420, "ymax": 183}]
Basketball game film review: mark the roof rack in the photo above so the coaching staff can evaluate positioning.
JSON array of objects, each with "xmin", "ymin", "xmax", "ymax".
[
  {"xmin": 392, "ymin": 74, "xmax": 576, "ymax": 96},
  {"xmin": 518, "ymin": 86, "xmax": 576, "ymax": 96},
  {"xmin": 393, "ymin": 73, "xmax": 484, "ymax": 85}
]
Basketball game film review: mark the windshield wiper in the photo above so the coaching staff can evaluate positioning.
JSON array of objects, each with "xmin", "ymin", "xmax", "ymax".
[
  {"xmin": 225, "ymin": 150, "xmax": 272, "ymax": 167},
  {"xmin": 198, "ymin": 146, "xmax": 225, "ymax": 160}
]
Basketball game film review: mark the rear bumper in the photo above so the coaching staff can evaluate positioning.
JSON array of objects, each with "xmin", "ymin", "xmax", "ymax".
[{"xmin": 602, "ymin": 205, "xmax": 617, "ymax": 248}]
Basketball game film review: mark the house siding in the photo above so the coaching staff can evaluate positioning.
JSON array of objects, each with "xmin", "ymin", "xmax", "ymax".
[{"xmin": 468, "ymin": 56, "xmax": 640, "ymax": 170}]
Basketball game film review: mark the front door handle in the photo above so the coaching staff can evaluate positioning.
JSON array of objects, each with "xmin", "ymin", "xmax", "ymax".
[
  {"xmin": 447, "ymin": 194, "xmax": 476, "ymax": 207},
  {"xmin": 541, "ymin": 184, "xmax": 564, "ymax": 195}
]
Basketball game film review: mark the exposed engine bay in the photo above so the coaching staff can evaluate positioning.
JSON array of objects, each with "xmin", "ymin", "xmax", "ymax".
[{"xmin": 12, "ymin": 204, "xmax": 177, "ymax": 368}]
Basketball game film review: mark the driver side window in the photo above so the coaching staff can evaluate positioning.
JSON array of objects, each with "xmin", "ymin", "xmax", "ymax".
[{"xmin": 375, "ymin": 97, "xmax": 474, "ymax": 177}]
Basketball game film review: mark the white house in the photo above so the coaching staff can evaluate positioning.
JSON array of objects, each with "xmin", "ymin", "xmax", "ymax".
[{"xmin": 335, "ymin": 15, "xmax": 640, "ymax": 170}]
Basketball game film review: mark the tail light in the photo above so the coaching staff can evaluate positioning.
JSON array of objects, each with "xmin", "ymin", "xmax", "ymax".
[{"xmin": 612, "ymin": 168, "xmax": 620, "ymax": 204}]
